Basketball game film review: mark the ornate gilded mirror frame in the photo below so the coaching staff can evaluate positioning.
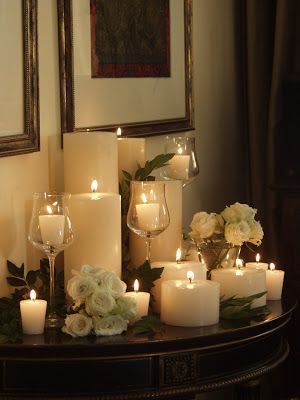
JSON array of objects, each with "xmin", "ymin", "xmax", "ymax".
[{"xmin": 0, "ymin": 0, "xmax": 39, "ymax": 157}]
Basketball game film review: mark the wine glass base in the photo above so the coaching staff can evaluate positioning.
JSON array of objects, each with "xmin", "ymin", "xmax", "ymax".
[{"xmin": 45, "ymin": 312, "xmax": 63, "ymax": 329}]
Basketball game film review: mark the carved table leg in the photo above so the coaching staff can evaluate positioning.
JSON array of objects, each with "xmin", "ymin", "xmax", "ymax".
[{"xmin": 234, "ymin": 379, "xmax": 262, "ymax": 400}]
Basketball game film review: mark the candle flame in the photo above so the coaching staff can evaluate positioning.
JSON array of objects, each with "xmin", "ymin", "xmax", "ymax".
[
  {"xmin": 178, "ymin": 147, "xmax": 183, "ymax": 155},
  {"xmin": 117, "ymin": 127, "xmax": 122, "ymax": 136},
  {"xmin": 30, "ymin": 289, "xmax": 37, "ymax": 301},
  {"xmin": 91, "ymin": 179, "xmax": 98, "ymax": 192},
  {"xmin": 269, "ymin": 263, "xmax": 275, "ymax": 271},
  {"xmin": 187, "ymin": 270, "xmax": 194, "ymax": 283},
  {"xmin": 236, "ymin": 258, "xmax": 244, "ymax": 268},
  {"xmin": 176, "ymin": 248, "xmax": 182, "ymax": 263},
  {"xmin": 141, "ymin": 193, "xmax": 147, "ymax": 203},
  {"xmin": 46, "ymin": 205, "xmax": 53, "ymax": 214},
  {"xmin": 133, "ymin": 279, "xmax": 139, "ymax": 292},
  {"xmin": 256, "ymin": 253, "xmax": 260, "ymax": 263}
]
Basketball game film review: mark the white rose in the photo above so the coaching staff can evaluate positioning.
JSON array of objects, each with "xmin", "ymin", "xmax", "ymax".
[
  {"xmin": 248, "ymin": 220, "xmax": 264, "ymax": 246},
  {"xmin": 224, "ymin": 220, "xmax": 251, "ymax": 246},
  {"xmin": 189, "ymin": 212, "xmax": 220, "ymax": 240},
  {"xmin": 79, "ymin": 264, "xmax": 106, "ymax": 283},
  {"xmin": 98, "ymin": 271, "xmax": 127, "ymax": 299},
  {"xmin": 221, "ymin": 202, "xmax": 256, "ymax": 223},
  {"xmin": 85, "ymin": 289, "xmax": 116, "ymax": 317},
  {"xmin": 67, "ymin": 274, "xmax": 98, "ymax": 305},
  {"xmin": 62, "ymin": 313, "xmax": 93, "ymax": 337},
  {"xmin": 112, "ymin": 296, "xmax": 137, "ymax": 321},
  {"xmin": 93, "ymin": 315, "xmax": 128, "ymax": 336}
]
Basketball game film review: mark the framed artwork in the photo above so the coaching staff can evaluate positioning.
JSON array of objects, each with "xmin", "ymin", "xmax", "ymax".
[
  {"xmin": 0, "ymin": 0, "xmax": 39, "ymax": 157},
  {"xmin": 58, "ymin": 0, "xmax": 193, "ymax": 137}
]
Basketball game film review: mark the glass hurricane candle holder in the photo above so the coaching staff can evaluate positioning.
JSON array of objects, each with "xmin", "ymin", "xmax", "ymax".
[
  {"xmin": 163, "ymin": 136, "xmax": 199, "ymax": 186},
  {"xmin": 28, "ymin": 192, "xmax": 74, "ymax": 328},
  {"xmin": 127, "ymin": 181, "xmax": 170, "ymax": 262}
]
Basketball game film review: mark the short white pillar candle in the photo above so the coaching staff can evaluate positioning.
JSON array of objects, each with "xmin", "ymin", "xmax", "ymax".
[
  {"xmin": 166, "ymin": 154, "xmax": 190, "ymax": 180},
  {"xmin": 266, "ymin": 263, "xmax": 285, "ymax": 300},
  {"xmin": 20, "ymin": 290, "xmax": 47, "ymax": 335},
  {"xmin": 151, "ymin": 248, "xmax": 207, "ymax": 313},
  {"xmin": 161, "ymin": 272, "xmax": 220, "ymax": 327},
  {"xmin": 124, "ymin": 279, "xmax": 150, "ymax": 322},
  {"xmin": 245, "ymin": 253, "xmax": 268, "ymax": 271},
  {"xmin": 211, "ymin": 267, "xmax": 267, "ymax": 308},
  {"xmin": 39, "ymin": 211, "xmax": 65, "ymax": 246}
]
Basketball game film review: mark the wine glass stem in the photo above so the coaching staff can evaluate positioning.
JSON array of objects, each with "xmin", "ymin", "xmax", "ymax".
[
  {"xmin": 48, "ymin": 253, "xmax": 56, "ymax": 315},
  {"xmin": 145, "ymin": 238, "xmax": 152, "ymax": 262}
]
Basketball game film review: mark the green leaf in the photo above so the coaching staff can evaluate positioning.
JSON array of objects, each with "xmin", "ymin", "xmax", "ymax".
[
  {"xmin": 122, "ymin": 170, "xmax": 132, "ymax": 181},
  {"xmin": 26, "ymin": 270, "xmax": 38, "ymax": 286},
  {"xmin": 219, "ymin": 292, "xmax": 270, "ymax": 320},
  {"xmin": 6, "ymin": 277, "xmax": 27, "ymax": 287},
  {"xmin": 132, "ymin": 315, "xmax": 165, "ymax": 335},
  {"xmin": 7, "ymin": 260, "xmax": 24, "ymax": 278},
  {"xmin": 123, "ymin": 260, "xmax": 164, "ymax": 293}
]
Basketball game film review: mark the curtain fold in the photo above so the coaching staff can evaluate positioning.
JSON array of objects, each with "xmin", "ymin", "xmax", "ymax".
[{"xmin": 243, "ymin": 0, "xmax": 299, "ymax": 258}]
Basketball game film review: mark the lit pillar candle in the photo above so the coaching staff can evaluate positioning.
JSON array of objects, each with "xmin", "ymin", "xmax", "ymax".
[
  {"xmin": 64, "ymin": 180, "xmax": 121, "ymax": 288},
  {"xmin": 246, "ymin": 253, "xmax": 268, "ymax": 271},
  {"xmin": 124, "ymin": 279, "xmax": 150, "ymax": 322},
  {"xmin": 117, "ymin": 127, "xmax": 146, "ymax": 182},
  {"xmin": 130, "ymin": 180, "xmax": 182, "ymax": 266},
  {"xmin": 266, "ymin": 263, "xmax": 285, "ymax": 300},
  {"xmin": 64, "ymin": 131, "xmax": 119, "ymax": 194},
  {"xmin": 161, "ymin": 271, "xmax": 220, "ymax": 327},
  {"xmin": 39, "ymin": 205, "xmax": 65, "ymax": 245},
  {"xmin": 20, "ymin": 290, "xmax": 47, "ymax": 335},
  {"xmin": 211, "ymin": 266, "xmax": 267, "ymax": 308},
  {"xmin": 151, "ymin": 248, "xmax": 207, "ymax": 313}
]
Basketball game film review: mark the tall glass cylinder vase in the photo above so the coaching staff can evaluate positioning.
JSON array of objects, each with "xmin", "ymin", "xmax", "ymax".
[{"xmin": 28, "ymin": 192, "xmax": 74, "ymax": 328}]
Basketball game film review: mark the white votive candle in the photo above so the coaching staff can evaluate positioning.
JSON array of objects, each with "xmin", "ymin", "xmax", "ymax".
[
  {"xmin": 151, "ymin": 249, "xmax": 207, "ymax": 313},
  {"xmin": 136, "ymin": 202, "xmax": 160, "ymax": 231},
  {"xmin": 211, "ymin": 267, "xmax": 267, "ymax": 308},
  {"xmin": 39, "ymin": 213, "xmax": 65, "ymax": 245},
  {"xmin": 166, "ymin": 154, "xmax": 190, "ymax": 180},
  {"xmin": 161, "ymin": 272, "xmax": 220, "ymax": 327},
  {"xmin": 20, "ymin": 290, "xmax": 47, "ymax": 335},
  {"xmin": 266, "ymin": 263, "xmax": 285, "ymax": 300},
  {"xmin": 246, "ymin": 253, "xmax": 268, "ymax": 271},
  {"xmin": 124, "ymin": 280, "xmax": 150, "ymax": 322}
]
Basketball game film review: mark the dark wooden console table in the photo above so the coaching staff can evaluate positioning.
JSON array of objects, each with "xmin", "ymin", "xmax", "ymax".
[{"xmin": 0, "ymin": 297, "xmax": 296, "ymax": 400}]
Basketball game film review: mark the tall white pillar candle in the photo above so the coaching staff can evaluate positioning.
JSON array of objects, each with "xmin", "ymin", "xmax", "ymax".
[
  {"xmin": 64, "ymin": 131, "xmax": 119, "ymax": 194},
  {"xmin": 20, "ymin": 290, "xmax": 47, "ymax": 335},
  {"xmin": 124, "ymin": 280, "xmax": 150, "ymax": 322},
  {"xmin": 266, "ymin": 263, "xmax": 285, "ymax": 300},
  {"xmin": 39, "ymin": 215, "xmax": 65, "ymax": 245},
  {"xmin": 151, "ymin": 255, "xmax": 207, "ymax": 313},
  {"xmin": 117, "ymin": 129, "xmax": 146, "ymax": 182},
  {"xmin": 211, "ymin": 267, "xmax": 267, "ymax": 308},
  {"xmin": 161, "ymin": 276, "xmax": 220, "ymax": 327},
  {"xmin": 64, "ymin": 190, "xmax": 121, "ymax": 288},
  {"xmin": 130, "ymin": 181, "xmax": 182, "ymax": 266}
]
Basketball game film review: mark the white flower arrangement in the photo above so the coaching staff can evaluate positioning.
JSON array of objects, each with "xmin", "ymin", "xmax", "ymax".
[
  {"xmin": 62, "ymin": 265, "xmax": 137, "ymax": 337},
  {"xmin": 189, "ymin": 202, "xmax": 263, "ymax": 247}
]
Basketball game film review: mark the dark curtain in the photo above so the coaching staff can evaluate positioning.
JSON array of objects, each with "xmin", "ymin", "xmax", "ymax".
[{"xmin": 243, "ymin": 0, "xmax": 300, "ymax": 260}]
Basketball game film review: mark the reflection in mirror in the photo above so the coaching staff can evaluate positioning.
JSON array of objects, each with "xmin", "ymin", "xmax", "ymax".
[{"xmin": 0, "ymin": 0, "xmax": 39, "ymax": 156}]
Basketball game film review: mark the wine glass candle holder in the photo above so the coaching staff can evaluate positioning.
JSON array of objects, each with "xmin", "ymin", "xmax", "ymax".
[
  {"xmin": 28, "ymin": 192, "xmax": 74, "ymax": 328},
  {"xmin": 127, "ymin": 181, "xmax": 170, "ymax": 261},
  {"xmin": 164, "ymin": 136, "xmax": 199, "ymax": 186}
]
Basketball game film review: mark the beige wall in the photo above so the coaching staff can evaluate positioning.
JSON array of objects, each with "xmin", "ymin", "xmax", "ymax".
[{"xmin": 0, "ymin": 0, "xmax": 244, "ymax": 296}]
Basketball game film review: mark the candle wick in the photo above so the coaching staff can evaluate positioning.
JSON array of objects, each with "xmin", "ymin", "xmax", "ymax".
[
  {"xmin": 177, "ymin": 259, "xmax": 180, "ymax": 264},
  {"xmin": 189, "ymin": 278, "xmax": 192, "ymax": 284}
]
